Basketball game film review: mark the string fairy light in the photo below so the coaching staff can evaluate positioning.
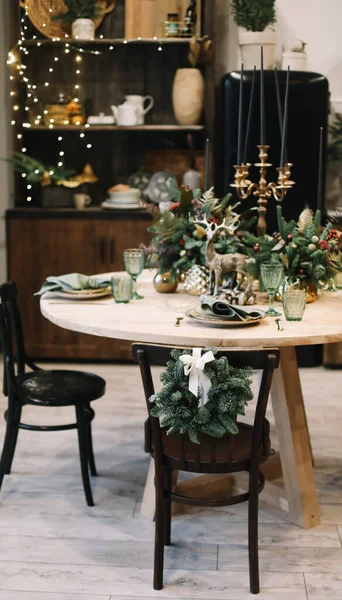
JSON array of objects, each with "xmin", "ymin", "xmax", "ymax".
[{"xmin": 8, "ymin": 6, "xmax": 165, "ymax": 202}]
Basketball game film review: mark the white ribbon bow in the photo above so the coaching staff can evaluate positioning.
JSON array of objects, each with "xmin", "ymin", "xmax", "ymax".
[{"xmin": 179, "ymin": 348, "xmax": 215, "ymax": 407}]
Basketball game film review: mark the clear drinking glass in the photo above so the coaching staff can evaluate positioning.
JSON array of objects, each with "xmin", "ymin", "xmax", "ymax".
[
  {"xmin": 260, "ymin": 262, "xmax": 284, "ymax": 317},
  {"xmin": 123, "ymin": 248, "xmax": 145, "ymax": 300},
  {"xmin": 283, "ymin": 289, "xmax": 306, "ymax": 321},
  {"xmin": 111, "ymin": 276, "xmax": 132, "ymax": 304}
]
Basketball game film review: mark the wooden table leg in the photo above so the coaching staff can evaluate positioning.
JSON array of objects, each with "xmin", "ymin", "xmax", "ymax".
[{"xmin": 270, "ymin": 346, "xmax": 320, "ymax": 528}]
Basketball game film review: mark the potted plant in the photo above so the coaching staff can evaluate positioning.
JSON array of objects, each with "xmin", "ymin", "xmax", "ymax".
[
  {"xmin": 231, "ymin": 0, "xmax": 277, "ymax": 69},
  {"xmin": 172, "ymin": 35, "xmax": 212, "ymax": 125},
  {"xmin": 4, "ymin": 153, "xmax": 98, "ymax": 207},
  {"xmin": 52, "ymin": 0, "xmax": 103, "ymax": 40},
  {"xmin": 282, "ymin": 40, "xmax": 307, "ymax": 71}
]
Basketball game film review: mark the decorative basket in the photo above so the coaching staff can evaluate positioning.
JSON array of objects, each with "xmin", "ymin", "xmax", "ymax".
[{"xmin": 20, "ymin": 0, "xmax": 116, "ymax": 39}]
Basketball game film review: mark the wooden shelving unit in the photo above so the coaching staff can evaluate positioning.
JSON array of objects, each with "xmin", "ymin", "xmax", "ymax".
[
  {"xmin": 28, "ymin": 124, "xmax": 204, "ymax": 131},
  {"xmin": 24, "ymin": 37, "xmax": 193, "ymax": 46},
  {"xmin": 11, "ymin": 0, "xmax": 214, "ymax": 204}
]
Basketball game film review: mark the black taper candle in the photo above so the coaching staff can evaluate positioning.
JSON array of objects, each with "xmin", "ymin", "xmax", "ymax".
[
  {"xmin": 317, "ymin": 127, "xmax": 323, "ymax": 210},
  {"xmin": 237, "ymin": 62, "xmax": 244, "ymax": 164},
  {"xmin": 260, "ymin": 46, "xmax": 265, "ymax": 145},
  {"xmin": 243, "ymin": 65, "xmax": 256, "ymax": 165},
  {"xmin": 205, "ymin": 137, "xmax": 210, "ymax": 191},
  {"xmin": 280, "ymin": 66, "xmax": 290, "ymax": 168},
  {"xmin": 274, "ymin": 66, "xmax": 287, "ymax": 164}
]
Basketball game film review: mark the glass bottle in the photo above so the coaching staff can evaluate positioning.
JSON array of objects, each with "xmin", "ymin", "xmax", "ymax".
[{"xmin": 183, "ymin": 0, "xmax": 197, "ymax": 36}]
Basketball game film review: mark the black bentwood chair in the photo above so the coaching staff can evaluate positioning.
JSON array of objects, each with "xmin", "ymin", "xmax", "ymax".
[
  {"xmin": 133, "ymin": 344, "xmax": 280, "ymax": 595},
  {"xmin": 0, "ymin": 281, "xmax": 106, "ymax": 506}
]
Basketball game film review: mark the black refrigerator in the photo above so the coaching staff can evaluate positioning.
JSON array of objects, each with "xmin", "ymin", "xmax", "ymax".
[{"xmin": 215, "ymin": 70, "xmax": 330, "ymax": 234}]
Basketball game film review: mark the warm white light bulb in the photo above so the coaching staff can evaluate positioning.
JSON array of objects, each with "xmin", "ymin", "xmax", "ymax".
[
  {"xmin": 44, "ymin": 82, "xmax": 49, "ymax": 86},
  {"xmin": 58, "ymin": 136, "xmax": 63, "ymax": 141},
  {"xmin": 27, "ymin": 197, "xmax": 32, "ymax": 201},
  {"xmin": 80, "ymin": 133, "xmax": 85, "ymax": 138},
  {"xmin": 34, "ymin": 169, "xmax": 39, "ymax": 174},
  {"xmin": 87, "ymin": 144, "xmax": 92, "ymax": 148},
  {"xmin": 58, "ymin": 162, "xmax": 63, "ymax": 167},
  {"xmin": 22, "ymin": 147, "xmax": 27, "ymax": 152},
  {"xmin": 59, "ymin": 151, "xmax": 64, "ymax": 156},
  {"xmin": 17, "ymin": 134, "xmax": 22, "ymax": 139},
  {"xmin": 13, "ymin": 105, "xmax": 19, "ymax": 111},
  {"xmin": 22, "ymin": 173, "xmax": 26, "ymax": 178},
  {"xmin": 27, "ymin": 184, "xmax": 32, "ymax": 189}
]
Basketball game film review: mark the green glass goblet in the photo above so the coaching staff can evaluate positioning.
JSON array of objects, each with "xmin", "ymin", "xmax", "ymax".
[
  {"xmin": 260, "ymin": 262, "xmax": 284, "ymax": 317},
  {"xmin": 123, "ymin": 248, "xmax": 145, "ymax": 300}
]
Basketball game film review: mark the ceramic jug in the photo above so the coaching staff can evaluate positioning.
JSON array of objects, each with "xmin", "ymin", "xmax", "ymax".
[
  {"xmin": 111, "ymin": 102, "xmax": 140, "ymax": 126},
  {"xmin": 124, "ymin": 95, "xmax": 154, "ymax": 125}
]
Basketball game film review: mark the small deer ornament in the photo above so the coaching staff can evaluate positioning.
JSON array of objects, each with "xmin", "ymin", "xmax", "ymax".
[{"xmin": 193, "ymin": 213, "xmax": 246, "ymax": 297}]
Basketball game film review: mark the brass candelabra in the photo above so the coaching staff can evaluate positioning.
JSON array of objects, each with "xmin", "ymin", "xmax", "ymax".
[{"xmin": 231, "ymin": 145, "xmax": 295, "ymax": 236}]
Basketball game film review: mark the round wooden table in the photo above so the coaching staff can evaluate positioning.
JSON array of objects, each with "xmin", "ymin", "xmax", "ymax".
[{"xmin": 41, "ymin": 272, "xmax": 342, "ymax": 529}]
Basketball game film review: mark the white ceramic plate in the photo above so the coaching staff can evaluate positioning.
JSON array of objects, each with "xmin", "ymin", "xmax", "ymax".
[
  {"xmin": 101, "ymin": 201, "xmax": 144, "ymax": 210},
  {"xmin": 52, "ymin": 287, "xmax": 112, "ymax": 300},
  {"xmin": 185, "ymin": 308, "xmax": 266, "ymax": 327}
]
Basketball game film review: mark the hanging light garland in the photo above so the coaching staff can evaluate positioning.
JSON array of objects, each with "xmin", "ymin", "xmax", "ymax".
[{"xmin": 8, "ymin": 5, "xmax": 165, "ymax": 202}]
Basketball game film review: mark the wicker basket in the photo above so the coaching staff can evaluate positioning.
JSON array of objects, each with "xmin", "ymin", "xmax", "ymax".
[{"xmin": 20, "ymin": 0, "xmax": 116, "ymax": 39}]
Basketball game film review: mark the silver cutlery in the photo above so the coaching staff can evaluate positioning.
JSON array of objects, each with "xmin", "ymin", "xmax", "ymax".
[{"xmin": 275, "ymin": 318, "xmax": 284, "ymax": 331}]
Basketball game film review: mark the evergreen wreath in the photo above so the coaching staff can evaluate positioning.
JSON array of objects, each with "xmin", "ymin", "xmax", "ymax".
[{"xmin": 150, "ymin": 349, "xmax": 253, "ymax": 444}]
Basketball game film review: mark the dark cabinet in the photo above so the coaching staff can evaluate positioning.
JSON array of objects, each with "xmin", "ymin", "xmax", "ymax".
[{"xmin": 6, "ymin": 209, "xmax": 152, "ymax": 360}]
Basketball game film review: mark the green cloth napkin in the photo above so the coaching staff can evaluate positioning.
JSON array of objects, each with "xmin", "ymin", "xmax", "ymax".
[
  {"xmin": 201, "ymin": 296, "xmax": 265, "ymax": 321},
  {"xmin": 35, "ymin": 273, "xmax": 112, "ymax": 296}
]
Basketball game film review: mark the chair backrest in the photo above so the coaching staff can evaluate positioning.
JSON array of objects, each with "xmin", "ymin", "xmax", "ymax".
[
  {"xmin": 0, "ymin": 282, "xmax": 27, "ymax": 395},
  {"xmin": 132, "ymin": 344, "xmax": 280, "ymax": 471}
]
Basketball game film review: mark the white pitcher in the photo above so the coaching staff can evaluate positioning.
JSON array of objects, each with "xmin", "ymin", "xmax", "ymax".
[
  {"xmin": 125, "ymin": 95, "xmax": 154, "ymax": 125},
  {"xmin": 111, "ymin": 102, "xmax": 140, "ymax": 126}
]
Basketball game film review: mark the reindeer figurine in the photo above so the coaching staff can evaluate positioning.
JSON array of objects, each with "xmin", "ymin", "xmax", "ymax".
[{"xmin": 193, "ymin": 213, "xmax": 247, "ymax": 297}]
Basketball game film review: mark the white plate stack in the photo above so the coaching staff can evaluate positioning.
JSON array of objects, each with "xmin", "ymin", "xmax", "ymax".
[{"xmin": 101, "ymin": 188, "xmax": 142, "ymax": 210}]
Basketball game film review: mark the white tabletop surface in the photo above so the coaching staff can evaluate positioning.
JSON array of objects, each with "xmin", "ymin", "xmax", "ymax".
[{"xmin": 40, "ymin": 271, "xmax": 342, "ymax": 348}]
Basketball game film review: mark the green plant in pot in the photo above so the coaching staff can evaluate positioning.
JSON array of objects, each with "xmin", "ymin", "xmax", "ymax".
[
  {"xmin": 231, "ymin": 0, "xmax": 277, "ymax": 68},
  {"xmin": 4, "ymin": 152, "xmax": 98, "ymax": 207},
  {"xmin": 52, "ymin": 0, "xmax": 102, "ymax": 40}
]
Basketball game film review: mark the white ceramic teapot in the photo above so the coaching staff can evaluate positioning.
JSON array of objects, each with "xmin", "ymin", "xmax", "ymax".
[
  {"xmin": 111, "ymin": 101, "xmax": 140, "ymax": 126},
  {"xmin": 124, "ymin": 95, "xmax": 154, "ymax": 125}
]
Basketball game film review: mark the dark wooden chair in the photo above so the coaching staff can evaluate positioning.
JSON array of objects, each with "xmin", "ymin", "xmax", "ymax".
[
  {"xmin": 0, "ymin": 281, "xmax": 106, "ymax": 506},
  {"xmin": 132, "ymin": 344, "xmax": 280, "ymax": 595}
]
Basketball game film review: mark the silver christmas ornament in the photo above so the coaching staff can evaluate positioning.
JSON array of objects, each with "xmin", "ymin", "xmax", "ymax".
[{"xmin": 184, "ymin": 265, "xmax": 210, "ymax": 296}]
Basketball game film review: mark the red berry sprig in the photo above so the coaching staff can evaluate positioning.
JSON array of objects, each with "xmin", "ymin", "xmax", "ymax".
[
  {"xmin": 287, "ymin": 233, "xmax": 293, "ymax": 241},
  {"xmin": 319, "ymin": 240, "xmax": 329, "ymax": 251},
  {"xmin": 328, "ymin": 229, "xmax": 340, "ymax": 241},
  {"xmin": 299, "ymin": 268, "xmax": 304, "ymax": 275},
  {"xmin": 253, "ymin": 244, "xmax": 260, "ymax": 253}
]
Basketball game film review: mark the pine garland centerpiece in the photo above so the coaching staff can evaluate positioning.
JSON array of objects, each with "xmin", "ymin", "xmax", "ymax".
[
  {"xmin": 243, "ymin": 206, "xmax": 342, "ymax": 292},
  {"xmin": 150, "ymin": 348, "xmax": 253, "ymax": 444}
]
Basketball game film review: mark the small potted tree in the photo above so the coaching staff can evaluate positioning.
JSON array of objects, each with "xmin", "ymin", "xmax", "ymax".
[
  {"xmin": 231, "ymin": 0, "xmax": 277, "ymax": 69},
  {"xmin": 282, "ymin": 40, "xmax": 307, "ymax": 71},
  {"xmin": 52, "ymin": 0, "xmax": 103, "ymax": 40}
]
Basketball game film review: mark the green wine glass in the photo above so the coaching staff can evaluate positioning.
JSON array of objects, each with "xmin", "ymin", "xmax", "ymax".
[
  {"xmin": 260, "ymin": 262, "xmax": 284, "ymax": 317},
  {"xmin": 123, "ymin": 248, "xmax": 145, "ymax": 300}
]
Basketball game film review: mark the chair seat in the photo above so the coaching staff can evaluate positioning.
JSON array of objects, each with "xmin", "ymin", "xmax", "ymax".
[
  {"xmin": 16, "ymin": 370, "xmax": 106, "ymax": 407},
  {"xmin": 158, "ymin": 421, "xmax": 270, "ymax": 473}
]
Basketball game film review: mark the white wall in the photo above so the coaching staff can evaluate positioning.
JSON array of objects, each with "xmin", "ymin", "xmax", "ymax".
[
  {"xmin": 0, "ymin": 0, "xmax": 12, "ymax": 281},
  {"xmin": 214, "ymin": 0, "xmax": 342, "ymax": 113}
]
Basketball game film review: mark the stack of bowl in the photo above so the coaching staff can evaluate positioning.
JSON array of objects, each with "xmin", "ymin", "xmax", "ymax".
[{"xmin": 101, "ymin": 184, "xmax": 141, "ymax": 210}]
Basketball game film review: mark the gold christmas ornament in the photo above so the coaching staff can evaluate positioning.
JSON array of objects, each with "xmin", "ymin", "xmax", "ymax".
[
  {"xmin": 184, "ymin": 265, "xmax": 210, "ymax": 296},
  {"xmin": 153, "ymin": 271, "xmax": 178, "ymax": 294},
  {"xmin": 297, "ymin": 208, "xmax": 313, "ymax": 231}
]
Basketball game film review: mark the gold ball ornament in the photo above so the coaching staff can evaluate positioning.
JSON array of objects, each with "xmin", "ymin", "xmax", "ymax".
[
  {"xmin": 184, "ymin": 265, "xmax": 210, "ymax": 296},
  {"xmin": 311, "ymin": 235, "xmax": 319, "ymax": 244},
  {"xmin": 308, "ymin": 243, "xmax": 317, "ymax": 252},
  {"xmin": 153, "ymin": 271, "xmax": 178, "ymax": 293}
]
